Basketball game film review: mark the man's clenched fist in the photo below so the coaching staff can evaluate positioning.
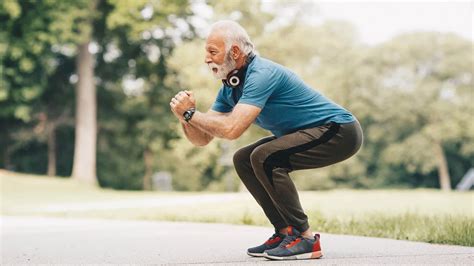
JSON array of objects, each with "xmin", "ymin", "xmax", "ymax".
[{"xmin": 170, "ymin": 90, "xmax": 196, "ymax": 121}]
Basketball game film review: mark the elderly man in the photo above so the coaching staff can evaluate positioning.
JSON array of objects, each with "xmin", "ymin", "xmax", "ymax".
[{"xmin": 169, "ymin": 20, "xmax": 363, "ymax": 261}]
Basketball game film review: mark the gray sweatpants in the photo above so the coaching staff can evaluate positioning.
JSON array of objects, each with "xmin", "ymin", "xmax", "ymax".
[{"xmin": 233, "ymin": 120, "xmax": 363, "ymax": 232}]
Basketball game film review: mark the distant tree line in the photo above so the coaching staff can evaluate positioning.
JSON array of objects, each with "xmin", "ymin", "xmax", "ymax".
[{"xmin": 1, "ymin": 0, "xmax": 472, "ymax": 191}]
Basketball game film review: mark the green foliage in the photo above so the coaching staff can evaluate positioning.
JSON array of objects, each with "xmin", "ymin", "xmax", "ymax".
[
  {"xmin": 1, "ymin": 0, "xmax": 472, "ymax": 191},
  {"xmin": 91, "ymin": 0, "xmax": 195, "ymax": 189},
  {"xmin": 1, "ymin": 0, "xmax": 196, "ymax": 189},
  {"xmin": 361, "ymin": 33, "xmax": 474, "ymax": 187},
  {"xmin": 0, "ymin": 0, "xmax": 92, "ymax": 121},
  {"xmin": 0, "ymin": 0, "xmax": 86, "ymax": 175}
]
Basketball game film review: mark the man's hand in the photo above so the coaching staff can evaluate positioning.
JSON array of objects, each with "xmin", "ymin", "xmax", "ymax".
[
  {"xmin": 170, "ymin": 90, "xmax": 196, "ymax": 122},
  {"xmin": 170, "ymin": 91, "xmax": 213, "ymax": 146}
]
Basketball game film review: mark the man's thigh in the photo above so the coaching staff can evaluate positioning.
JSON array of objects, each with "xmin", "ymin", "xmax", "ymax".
[
  {"xmin": 252, "ymin": 122, "xmax": 362, "ymax": 172},
  {"xmin": 289, "ymin": 121, "xmax": 362, "ymax": 170}
]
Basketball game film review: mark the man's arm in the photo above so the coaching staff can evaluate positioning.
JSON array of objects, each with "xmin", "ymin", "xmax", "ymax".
[
  {"xmin": 181, "ymin": 123, "xmax": 212, "ymax": 147},
  {"xmin": 181, "ymin": 110, "xmax": 226, "ymax": 146},
  {"xmin": 189, "ymin": 103, "xmax": 261, "ymax": 140}
]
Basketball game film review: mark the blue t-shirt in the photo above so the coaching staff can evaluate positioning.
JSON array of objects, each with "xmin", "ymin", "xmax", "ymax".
[{"xmin": 211, "ymin": 55, "xmax": 355, "ymax": 137}]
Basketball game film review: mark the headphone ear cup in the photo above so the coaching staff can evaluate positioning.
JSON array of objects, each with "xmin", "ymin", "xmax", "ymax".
[
  {"xmin": 226, "ymin": 69, "xmax": 240, "ymax": 88},
  {"xmin": 228, "ymin": 76, "xmax": 240, "ymax": 87}
]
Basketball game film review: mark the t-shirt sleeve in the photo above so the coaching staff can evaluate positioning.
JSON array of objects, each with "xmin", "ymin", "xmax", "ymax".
[
  {"xmin": 238, "ymin": 68, "xmax": 278, "ymax": 109},
  {"xmin": 211, "ymin": 86, "xmax": 233, "ymax": 113}
]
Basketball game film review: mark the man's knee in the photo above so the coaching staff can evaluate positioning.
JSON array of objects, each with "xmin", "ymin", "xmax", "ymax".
[
  {"xmin": 249, "ymin": 145, "xmax": 268, "ymax": 169},
  {"xmin": 233, "ymin": 147, "xmax": 252, "ymax": 169},
  {"xmin": 251, "ymin": 145, "xmax": 292, "ymax": 182}
]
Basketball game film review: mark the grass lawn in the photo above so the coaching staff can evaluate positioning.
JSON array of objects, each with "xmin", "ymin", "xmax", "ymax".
[{"xmin": 1, "ymin": 170, "xmax": 473, "ymax": 246}]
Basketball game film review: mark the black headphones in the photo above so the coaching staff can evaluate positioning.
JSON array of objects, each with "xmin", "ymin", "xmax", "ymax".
[{"xmin": 222, "ymin": 52, "xmax": 256, "ymax": 88}]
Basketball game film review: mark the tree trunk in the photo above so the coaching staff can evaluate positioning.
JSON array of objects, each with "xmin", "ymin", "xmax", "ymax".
[
  {"xmin": 434, "ymin": 141, "xmax": 451, "ymax": 191},
  {"xmin": 4, "ymin": 144, "xmax": 13, "ymax": 170},
  {"xmin": 71, "ymin": 42, "xmax": 97, "ymax": 185},
  {"xmin": 47, "ymin": 123, "xmax": 57, "ymax": 176},
  {"xmin": 143, "ymin": 149, "xmax": 153, "ymax": 190}
]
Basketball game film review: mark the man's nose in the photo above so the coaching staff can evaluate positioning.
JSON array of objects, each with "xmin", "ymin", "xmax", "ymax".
[{"xmin": 204, "ymin": 55, "xmax": 212, "ymax": 64}]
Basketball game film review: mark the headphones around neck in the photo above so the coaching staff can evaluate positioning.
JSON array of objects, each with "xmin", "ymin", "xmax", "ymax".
[{"xmin": 222, "ymin": 52, "xmax": 256, "ymax": 88}]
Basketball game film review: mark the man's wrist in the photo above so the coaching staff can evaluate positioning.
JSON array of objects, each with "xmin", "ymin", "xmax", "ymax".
[{"xmin": 183, "ymin": 107, "xmax": 196, "ymax": 123}]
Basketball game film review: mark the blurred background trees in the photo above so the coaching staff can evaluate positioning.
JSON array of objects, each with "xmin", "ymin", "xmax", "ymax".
[{"xmin": 1, "ymin": 0, "xmax": 472, "ymax": 191}]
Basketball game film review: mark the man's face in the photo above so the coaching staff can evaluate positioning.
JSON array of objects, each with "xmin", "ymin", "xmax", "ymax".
[{"xmin": 205, "ymin": 32, "xmax": 236, "ymax": 80}]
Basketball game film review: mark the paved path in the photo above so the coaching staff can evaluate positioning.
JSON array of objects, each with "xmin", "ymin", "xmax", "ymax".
[{"xmin": 2, "ymin": 216, "xmax": 473, "ymax": 265}]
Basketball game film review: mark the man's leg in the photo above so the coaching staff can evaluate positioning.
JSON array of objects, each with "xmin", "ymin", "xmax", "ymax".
[
  {"xmin": 233, "ymin": 136, "xmax": 288, "ymax": 231},
  {"xmin": 249, "ymin": 121, "xmax": 363, "ymax": 233}
]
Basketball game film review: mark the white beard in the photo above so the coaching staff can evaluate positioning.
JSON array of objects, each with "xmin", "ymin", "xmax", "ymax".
[{"xmin": 208, "ymin": 51, "xmax": 237, "ymax": 80}]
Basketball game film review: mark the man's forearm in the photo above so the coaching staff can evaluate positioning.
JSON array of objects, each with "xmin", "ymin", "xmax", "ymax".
[
  {"xmin": 181, "ymin": 121, "xmax": 213, "ymax": 146},
  {"xmin": 189, "ymin": 111, "xmax": 235, "ymax": 139}
]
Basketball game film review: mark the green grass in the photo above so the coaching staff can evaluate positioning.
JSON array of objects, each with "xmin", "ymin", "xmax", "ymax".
[{"xmin": 1, "ymin": 170, "xmax": 473, "ymax": 246}]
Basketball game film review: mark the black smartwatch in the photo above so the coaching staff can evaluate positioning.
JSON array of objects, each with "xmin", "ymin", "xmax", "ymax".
[{"xmin": 183, "ymin": 108, "xmax": 196, "ymax": 122}]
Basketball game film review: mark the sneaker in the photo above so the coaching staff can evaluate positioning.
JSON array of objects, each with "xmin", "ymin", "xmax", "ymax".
[
  {"xmin": 247, "ymin": 230, "xmax": 286, "ymax": 257},
  {"xmin": 264, "ymin": 231, "xmax": 323, "ymax": 260}
]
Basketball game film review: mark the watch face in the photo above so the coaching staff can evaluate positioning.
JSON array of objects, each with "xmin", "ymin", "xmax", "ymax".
[
  {"xmin": 184, "ymin": 109, "xmax": 194, "ymax": 121},
  {"xmin": 183, "ymin": 108, "xmax": 196, "ymax": 122}
]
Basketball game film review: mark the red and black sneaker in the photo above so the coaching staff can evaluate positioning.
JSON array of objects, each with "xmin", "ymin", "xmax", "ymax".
[
  {"xmin": 247, "ymin": 230, "xmax": 286, "ymax": 257},
  {"xmin": 264, "ymin": 232, "xmax": 323, "ymax": 260}
]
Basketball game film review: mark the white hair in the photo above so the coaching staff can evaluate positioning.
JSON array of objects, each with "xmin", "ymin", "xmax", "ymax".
[{"xmin": 209, "ymin": 20, "xmax": 255, "ymax": 55}]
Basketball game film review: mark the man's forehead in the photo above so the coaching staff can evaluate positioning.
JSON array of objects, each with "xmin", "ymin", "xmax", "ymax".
[{"xmin": 206, "ymin": 31, "xmax": 226, "ymax": 49}]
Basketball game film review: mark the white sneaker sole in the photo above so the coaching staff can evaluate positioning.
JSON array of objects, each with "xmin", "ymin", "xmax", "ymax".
[
  {"xmin": 247, "ymin": 251, "xmax": 266, "ymax": 257},
  {"xmin": 264, "ymin": 251, "xmax": 323, "ymax": 260}
]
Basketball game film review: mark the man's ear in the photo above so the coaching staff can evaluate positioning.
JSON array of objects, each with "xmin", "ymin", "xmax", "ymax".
[{"xmin": 231, "ymin": 45, "xmax": 241, "ymax": 60}]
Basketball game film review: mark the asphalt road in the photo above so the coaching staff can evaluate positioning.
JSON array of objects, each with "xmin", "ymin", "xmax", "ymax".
[{"xmin": 2, "ymin": 216, "xmax": 473, "ymax": 265}]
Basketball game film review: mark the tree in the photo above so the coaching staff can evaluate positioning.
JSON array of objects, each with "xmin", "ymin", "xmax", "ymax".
[
  {"xmin": 1, "ymin": 0, "xmax": 195, "ymax": 189},
  {"xmin": 92, "ymin": 0, "xmax": 195, "ymax": 189},
  {"xmin": 0, "ymin": 0, "xmax": 88, "ymax": 175},
  {"xmin": 365, "ymin": 33, "xmax": 473, "ymax": 190},
  {"xmin": 70, "ymin": 0, "xmax": 98, "ymax": 184}
]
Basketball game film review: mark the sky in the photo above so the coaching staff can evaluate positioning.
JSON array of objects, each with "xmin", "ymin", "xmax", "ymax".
[
  {"xmin": 187, "ymin": 1, "xmax": 473, "ymax": 45},
  {"xmin": 314, "ymin": 1, "xmax": 473, "ymax": 45}
]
